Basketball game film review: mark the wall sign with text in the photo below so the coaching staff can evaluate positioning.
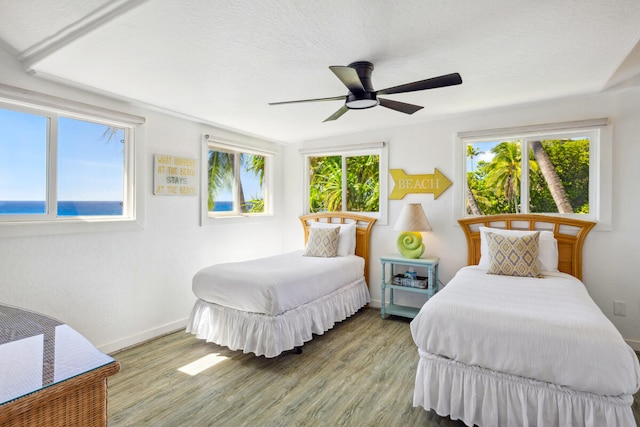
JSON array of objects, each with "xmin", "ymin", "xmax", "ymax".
[
  {"xmin": 153, "ymin": 154, "xmax": 198, "ymax": 196},
  {"xmin": 389, "ymin": 168, "xmax": 452, "ymax": 200}
]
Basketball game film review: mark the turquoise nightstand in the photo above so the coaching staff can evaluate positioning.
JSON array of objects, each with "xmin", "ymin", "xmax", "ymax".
[{"xmin": 380, "ymin": 255, "xmax": 439, "ymax": 319}]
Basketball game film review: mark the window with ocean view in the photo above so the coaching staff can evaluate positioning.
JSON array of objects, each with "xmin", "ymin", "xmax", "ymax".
[
  {"xmin": 207, "ymin": 144, "xmax": 270, "ymax": 217},
  {"xmin": 0, "ymin": 97, "xmax": 138, "ymax": 224}
]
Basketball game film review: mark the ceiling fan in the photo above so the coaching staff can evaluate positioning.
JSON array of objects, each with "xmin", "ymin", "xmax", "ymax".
[{"xmin": 269, "ymin": 61, "xmax": 462, "ymax": 122}]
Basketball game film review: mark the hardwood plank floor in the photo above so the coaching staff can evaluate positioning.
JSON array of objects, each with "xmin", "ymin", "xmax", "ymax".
[{"xmin": 108, "ymin": 308, "xmax": 640, "ymax": 427}]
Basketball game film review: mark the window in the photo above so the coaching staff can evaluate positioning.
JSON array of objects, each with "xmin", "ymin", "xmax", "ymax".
[
  {"xmin": 0, "ymin": 101, "xmax": 138, "ymax": 223},
  {"xmin": 457, "ymin": 119, "xmax": 611, "ymax": 227},
  {"xmin": 206, "ymin": 143, "xmax": 271, "ymax": 217},
  {"xmin": 302, "ymin": 142, "xmax": 388, "ymax": 223}
]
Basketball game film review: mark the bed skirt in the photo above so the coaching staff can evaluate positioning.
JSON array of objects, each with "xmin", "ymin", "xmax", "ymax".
[
  {"xmin": 186, "ymin": 278, "xmax": 370, "ymax": 358},
  {"xmin": 414, "ymin": 349, "xmax": 635, "ymax": 427}
]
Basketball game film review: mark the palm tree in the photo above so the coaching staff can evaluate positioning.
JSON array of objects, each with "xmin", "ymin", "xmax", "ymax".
[
  {"xmin": 309, "ymin": 156, "xmax": 342, "ymax": 212},
  {"xmin": 241, "ymin": 154, "xmax": 265, "ymax": 213},
  {"xmin": 207, "ymin": 151, "xmax": 234, "ymax": 211},
  {"xmin": 466, "ymin": 145, "xmax": 483, "ymax": 215},
  {"xmin": 466, "ymin": 145, "xmax": 482, "ymax": 170},
  {"xmin": 530, "ymin": 140, "xmax": 573, "ymax": 213},
  {"xmin": 484, "ymin": 142, "xmax": 523, "ymax": 213},
  {"xmin": 208, "ymin": 151, "xmax": 266, "ymax": 213},
  {"xmin": 346, "ymin": 155, "xmax": 379, "ymax": 212}
]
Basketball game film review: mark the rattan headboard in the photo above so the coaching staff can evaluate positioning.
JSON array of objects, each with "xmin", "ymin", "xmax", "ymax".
[
  {"xmin": 299, "ymin": 213, "xmax": 377, "ymax": 285},
  {"xmin": 458, "ymin": 214, "xmax": 595, "ymax": 280}
]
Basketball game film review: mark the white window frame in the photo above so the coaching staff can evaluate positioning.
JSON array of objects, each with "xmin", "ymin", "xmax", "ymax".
[
  {"xmin": 200, "ymin": 136, "xmax": 274, "ymax": 223},
  {"xmin": 0, "ymin": 84, "xmax": 145, "ymax": 238},
  {"xmin": 300, "ymin": 142, "xmax": 388, "ymax": 225},
  {"xmin": 454, "ymin": 118, "xmax": 611, "ymax": 230}
]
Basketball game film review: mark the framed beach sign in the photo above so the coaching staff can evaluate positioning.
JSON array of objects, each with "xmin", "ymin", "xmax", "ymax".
[{"xmin": 153, "ymin": 154, "xmax": 198, "ymax": 196}]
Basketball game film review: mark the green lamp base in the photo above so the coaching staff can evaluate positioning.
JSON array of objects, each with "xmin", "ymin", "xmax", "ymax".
[{"xmin": 397, "ymin": 231, "xmax": 425, "ymax": 259}]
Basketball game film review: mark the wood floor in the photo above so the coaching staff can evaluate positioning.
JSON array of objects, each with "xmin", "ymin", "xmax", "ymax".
[{"xmin": 108, "ymin": 308, "xmax": 640, "ymax": 427}]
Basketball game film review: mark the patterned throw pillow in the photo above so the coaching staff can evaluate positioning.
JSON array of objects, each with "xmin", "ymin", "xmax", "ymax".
[
  {"xmin": 486, "ymin": 231, "xmax": 542, "ymax": 278},
  {"xmin": 304, "ymin": 226, "xmax": 340, "ymax": 257}
]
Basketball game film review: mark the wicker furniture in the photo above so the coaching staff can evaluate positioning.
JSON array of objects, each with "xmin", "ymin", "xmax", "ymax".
[
  {"xmin": 188, "ymin": 212, "xmax": 377, "ymax": 357},
  {"xmin": 412, "ymin": 214, "xmax": 640, "ymax": 426},
  {"xmin": 0, "ymin": 304, "xmax": 120, "ymax": 427}
]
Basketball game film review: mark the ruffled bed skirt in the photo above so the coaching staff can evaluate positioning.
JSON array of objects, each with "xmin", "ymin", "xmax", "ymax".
[
  {"xmin": 186, "ymin": 278, "xmax": 370, "ymax": 358},
  {"xmin": 414, "ymin": 349, "xmax": 635, "ymax": 427}
]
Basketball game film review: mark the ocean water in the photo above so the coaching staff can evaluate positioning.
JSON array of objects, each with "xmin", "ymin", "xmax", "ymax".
[
  {"xmin": 212, "ymin": 201, "xmax": 232, "ymax": 212},
  {"xmin": 0, "ymin": 201, "xmax": 123, "ymax": 216}
]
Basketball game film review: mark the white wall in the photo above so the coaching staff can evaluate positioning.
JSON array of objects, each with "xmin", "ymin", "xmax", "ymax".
[
  {"xmin": 0, "ymin": 46, "xmax": 287, "ymax": 353},
  {"xmin": 2, "ymin": 38, "xmax": 639, "ymax": 353},
  {"xmin": 284, "ymin": 86, "xmax": 640, "ymax": 350}
]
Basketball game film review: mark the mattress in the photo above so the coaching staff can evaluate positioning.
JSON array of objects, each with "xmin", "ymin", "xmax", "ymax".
[
  {"xmin": 192, "ymin": 250, "xmax": 365, "ymax": 315},
  {"xmin": 410, "ymin": 266, "xmax": 640, "ymax": 396}
]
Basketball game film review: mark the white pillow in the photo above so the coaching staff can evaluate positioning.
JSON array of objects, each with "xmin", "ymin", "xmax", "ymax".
[
  {"xmin": 478, "ymin": 226, "xmax": 559, "ymax": 272},
  {"xmin": 310, "ymin": 221, "xmax": 357, "ymax": 256}
]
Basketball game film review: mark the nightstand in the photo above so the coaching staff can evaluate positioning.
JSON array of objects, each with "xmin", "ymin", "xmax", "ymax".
[{"xmin": 380, "ymin": 255, "xmax": 439, "ymax": 319}]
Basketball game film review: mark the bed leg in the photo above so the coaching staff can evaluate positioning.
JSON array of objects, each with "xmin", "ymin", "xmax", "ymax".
[{"xmin": 295, "ymin": 346, "xmax": 302, "ymax": 354}]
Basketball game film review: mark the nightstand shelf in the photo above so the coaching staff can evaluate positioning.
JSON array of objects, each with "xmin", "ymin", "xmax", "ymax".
[{"xmin": 380, "ymin": 255, "xmax": 439, "ymax": 319}]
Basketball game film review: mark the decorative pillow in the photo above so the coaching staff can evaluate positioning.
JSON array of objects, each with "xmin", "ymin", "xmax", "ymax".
[
  {"xmin": 310, "ymin": 222, "xmax": 357, "ymax": 256},
  {"xmin": 478, "ymin": 227, "xmax": 558, "ymax": 272},
  {"xmin": 304, "ymin": 226, "xmax": 340, "ymax": 257},
  {"xmin": 486, "ymin": 231, "xmax": 542, "ymax": 278}
]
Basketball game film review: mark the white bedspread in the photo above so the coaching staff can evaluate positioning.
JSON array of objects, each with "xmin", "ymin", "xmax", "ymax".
[
  {"xmin": 192, "ymin": 251, "xmax": 365, "ymax": 316},
  {"xmin": 410, "ymin": 266, "xmax": 640, "ymax": 396}
]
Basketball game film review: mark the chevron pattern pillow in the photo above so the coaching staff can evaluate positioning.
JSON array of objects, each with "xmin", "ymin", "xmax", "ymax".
[
  {"xmin": 486, "ymin": 231, "xmax": 542, "ymax": 278},
  {"xmin": 304, "ymin": 226, "xmax": 340, "ymax": 257}
]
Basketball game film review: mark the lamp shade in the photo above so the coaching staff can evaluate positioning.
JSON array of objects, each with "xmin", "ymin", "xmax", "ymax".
[{"xmin": 393, "ymin": 203, "xmax": 432, "ymax": 232}]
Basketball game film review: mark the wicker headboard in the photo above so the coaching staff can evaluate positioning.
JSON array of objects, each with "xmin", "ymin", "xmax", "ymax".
[
  {"xmin": 458, "ymin": 214, "xmax": 595, "ymax": 280},
  {"xmin": 299, "ymin": 213, "xmax": 377, "ymax": 284}
]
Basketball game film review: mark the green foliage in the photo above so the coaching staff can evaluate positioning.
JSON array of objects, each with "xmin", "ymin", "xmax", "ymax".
[
  {"xmin": 309, "ymin": 155, "xmax": 379, "ymax": 213},
  {"xmin": 529, "ymin": 139, "xmax": 589, "ymax": 214},
  {"xmin": 309, "ymin": 156, "xmax": 342, "ymax": 212},
  {"xmin": 467, "ymin": 139, "xmax": 589, "ymax": 215},
  {"xmin": 208, "ymin": 151, "xmax": 234, "ymax": 211},
  {"xmin": 346, "ymin": 155, "xmax": 379, "ymax": 212}
]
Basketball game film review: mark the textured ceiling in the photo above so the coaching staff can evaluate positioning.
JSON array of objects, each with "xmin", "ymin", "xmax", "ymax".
[{"xmin": 1, "ymin": 0, "xmax": 640, "ymax": 143}]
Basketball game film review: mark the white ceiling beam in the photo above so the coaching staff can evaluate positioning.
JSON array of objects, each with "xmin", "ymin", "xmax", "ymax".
[{"xmin": 19, "ymin": 0, "xmax": 151, "ymax": 74}]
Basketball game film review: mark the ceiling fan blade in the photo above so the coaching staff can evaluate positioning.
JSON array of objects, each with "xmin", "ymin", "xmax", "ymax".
[
  {"xmin": 323, "ymin": 105, "xmax": 349, "ymax": 122},
  {"xmin": 329, "ymin": 66, "xmax": 365, "ymax": 95},
  {"xmin": 377, "ymin": 72, "xmax": 462, "ymax": 95},
  {"xmin": 378, "ymin": 98, "xmax": 424, "ymax": 115},
  {"xmin": 269, "ymin": 95, "xmax": 345, "ymax": 105}
]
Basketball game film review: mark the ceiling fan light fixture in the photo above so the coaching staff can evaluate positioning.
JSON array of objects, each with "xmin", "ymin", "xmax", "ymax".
[
  {"xmin": 269, "ymin": 60, "xmax": 461, "ymax": 121},
  {"xmin": 346, "ymin": 93, "xmax": 379, "ymax": 109}
]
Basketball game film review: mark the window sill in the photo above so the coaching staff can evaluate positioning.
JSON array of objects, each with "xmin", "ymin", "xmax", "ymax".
[
  {"xmin": 0, "ymin": 217, "xmax": 143, "ymax": 238},
  {"xmin": 202, "ymin": 213, "xmax": 274, "ymax": 226}
]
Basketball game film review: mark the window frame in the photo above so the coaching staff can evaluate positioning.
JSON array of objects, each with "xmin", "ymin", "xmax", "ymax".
[
  {"xmin": 301, "ymin": 142, "xmax": 388, "ymax": 225},
  {"xmin": 455, "ymin": 118, "xmax": 611, "ymax": 230},
  {"xmin": 201, "ymin": 137, "xmax": 274, "ymax": 222},
  {"xmin": 0, "ymin": 84, "xmax": 145, "ymax": 237}
]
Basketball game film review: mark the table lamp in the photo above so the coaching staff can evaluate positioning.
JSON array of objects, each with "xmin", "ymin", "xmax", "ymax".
[{"xmin": 393, "ymin": 203, "xmax": 432, "ymax": 258}]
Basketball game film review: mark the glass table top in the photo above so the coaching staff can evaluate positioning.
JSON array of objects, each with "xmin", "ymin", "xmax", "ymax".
[{"xmin": 0, "ymin": 303, "xmax": 115, "ymax": 405}]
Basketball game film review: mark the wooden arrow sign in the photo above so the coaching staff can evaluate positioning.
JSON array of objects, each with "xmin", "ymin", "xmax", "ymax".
[{"xmin": 389, "ymin": 168, "xmax": 453, "ymax": 200}]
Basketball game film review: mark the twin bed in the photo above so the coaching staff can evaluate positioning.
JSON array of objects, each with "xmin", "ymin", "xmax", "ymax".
[
  {"xmin": 411, "ymin": 214, "xmax": 640, "ymax": 426},
  {"xmin": 187, "ymin": 212, "xmax": 376, "ymax": 358},
  {"xmin": 187, "ymin": 211, "xmax": 639, "ymax": 426}
]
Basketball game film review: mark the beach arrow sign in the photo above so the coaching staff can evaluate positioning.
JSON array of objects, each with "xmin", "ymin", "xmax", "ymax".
[{"xmin": 389, "ymin": 168, "xmax": 452, "ymax": 200}]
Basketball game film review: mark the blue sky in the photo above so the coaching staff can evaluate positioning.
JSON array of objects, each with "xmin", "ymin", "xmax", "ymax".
[
  {"xmin": 0, "ymin": 108, "xmax": 124, "ymax": 201},
  {"xmin": 466, "ymin": 141, "xmax": 498, "ymax": 172}
]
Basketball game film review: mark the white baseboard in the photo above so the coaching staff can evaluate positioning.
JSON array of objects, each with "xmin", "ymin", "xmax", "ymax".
[{"xmin": 99, "ymin": 318, "xmax": 188, "ymax": 355}]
